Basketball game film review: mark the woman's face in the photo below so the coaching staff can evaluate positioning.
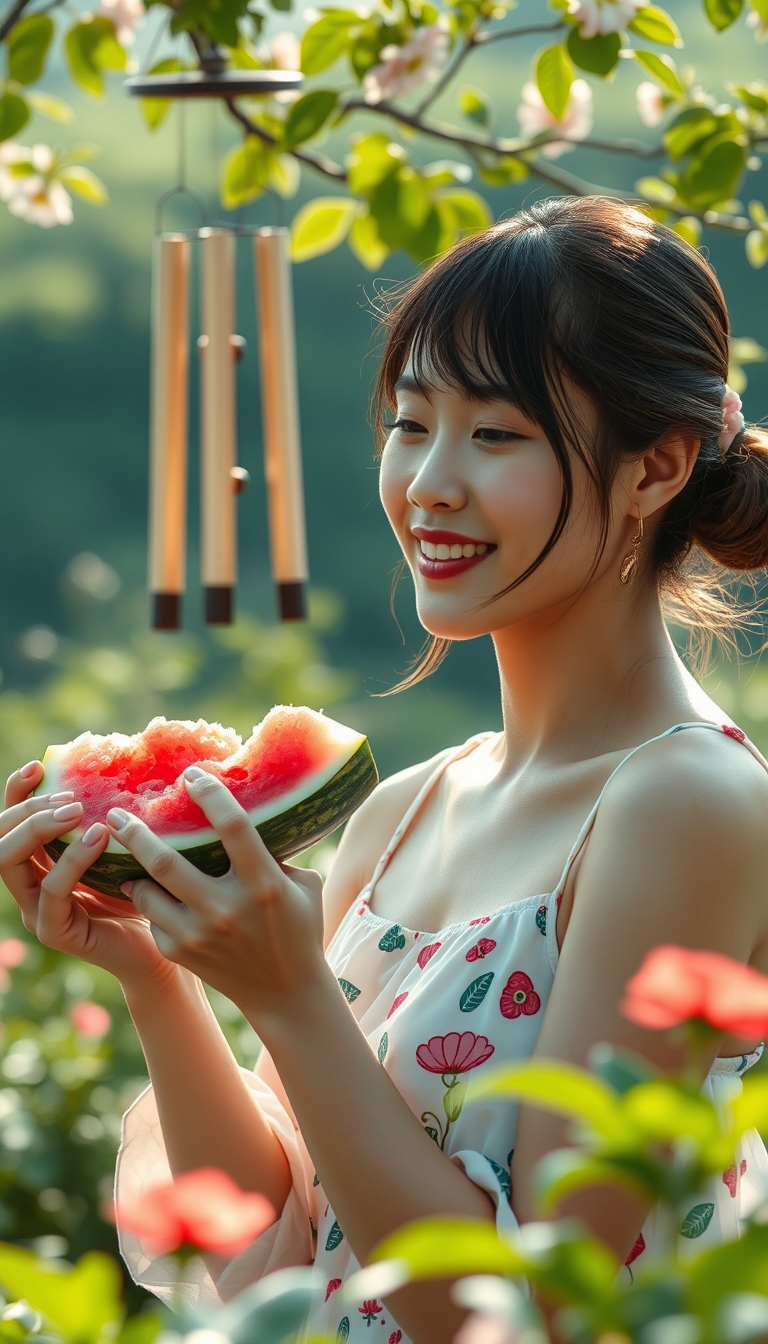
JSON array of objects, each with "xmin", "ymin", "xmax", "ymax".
[{"xmin": 379, "ymin": 365, "xmax": 630, "ymax": 641}]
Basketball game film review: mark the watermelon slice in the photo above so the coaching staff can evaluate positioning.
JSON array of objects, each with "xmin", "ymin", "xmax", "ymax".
[{"xmin": 39, "ymin": 707, "xmax": 377, "ymax": 899}]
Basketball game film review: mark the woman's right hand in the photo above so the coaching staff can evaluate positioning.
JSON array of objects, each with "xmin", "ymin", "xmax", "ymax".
[{"xmin": 0, "ymin": 760, "xmax": 180, "ymax": 993}]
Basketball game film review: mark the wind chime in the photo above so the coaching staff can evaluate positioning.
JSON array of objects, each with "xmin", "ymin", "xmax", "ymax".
[{"xmin": 127, "ymin": 64, "xmax": 309, "ymax": 629}]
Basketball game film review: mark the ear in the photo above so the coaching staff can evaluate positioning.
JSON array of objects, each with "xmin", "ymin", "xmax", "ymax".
[{"xmin": 630, "ymin": 431, "xmax": 700, "ymax": 519}]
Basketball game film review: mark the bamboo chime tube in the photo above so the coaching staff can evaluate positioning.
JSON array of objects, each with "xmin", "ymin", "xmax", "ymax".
[
  {"xmin": 148, "ymin": 233, "xmax": 190, "ymax": 631},
  {"xmin": 255, "ymin": 226, "xmax": 308, "ymax": 621},
  {"xmin": 199, "ymin": 226, "xmax": 237, "ymax": 624}
]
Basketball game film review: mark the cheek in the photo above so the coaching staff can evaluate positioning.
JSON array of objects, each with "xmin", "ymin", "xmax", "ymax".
[
  {"xmin": 484, "ymin": 451, "xmax": 563, "ymax": 553},
  {"xmin": 378, "ymin": 443, "xmax": 410, "ymax": 538}
]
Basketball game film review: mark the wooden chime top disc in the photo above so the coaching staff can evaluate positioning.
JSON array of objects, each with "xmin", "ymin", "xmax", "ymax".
[{"xmin": 125, "ymin": 70, "xmax": 303, "ymax": 98}]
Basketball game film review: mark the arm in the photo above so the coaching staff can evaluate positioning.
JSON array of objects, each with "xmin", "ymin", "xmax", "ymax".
[{"xmin": 512, "ymin": 729, "xmax": 768, "ymax": 1263}]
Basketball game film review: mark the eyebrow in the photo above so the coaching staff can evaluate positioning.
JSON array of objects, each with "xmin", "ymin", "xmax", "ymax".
[{"xmin": 394, "ymin": 374, "xmax": 428, "ymax": 395}]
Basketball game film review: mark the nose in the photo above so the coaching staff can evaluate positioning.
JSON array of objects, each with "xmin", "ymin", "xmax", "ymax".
[{"xmin": 406, "ymin": 441, "xmax": 467, "ymax": 513}]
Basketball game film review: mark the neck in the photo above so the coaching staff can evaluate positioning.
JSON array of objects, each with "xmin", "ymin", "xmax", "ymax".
[{"xmin": 491, "ymin": 573, "xmax": 699, "ymax": 767}]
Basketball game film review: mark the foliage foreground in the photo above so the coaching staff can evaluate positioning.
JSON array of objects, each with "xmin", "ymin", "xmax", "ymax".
[{"xmin": 1, "ymin": 946, "xmax": 768, "ymax": 1344}]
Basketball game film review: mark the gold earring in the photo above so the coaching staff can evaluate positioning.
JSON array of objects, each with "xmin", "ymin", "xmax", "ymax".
[{"xmin": 620, "ymin": 513, "xmax": 644, "ymax": 585}]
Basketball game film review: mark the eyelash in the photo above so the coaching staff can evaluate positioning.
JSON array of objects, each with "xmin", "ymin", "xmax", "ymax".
[{"xmin": 388, "ymin": 419, "xmax": 524, "ymax": 444}]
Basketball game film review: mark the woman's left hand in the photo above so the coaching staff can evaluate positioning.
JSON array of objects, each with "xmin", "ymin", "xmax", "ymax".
[{"xmin": 107, "ymin": 767, "xmax": 327, "ymax": 1022}]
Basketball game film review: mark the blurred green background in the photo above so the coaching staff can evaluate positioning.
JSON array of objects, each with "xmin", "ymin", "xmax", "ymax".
[{"xmin": 2, "ymin": 0, "xmax": 768, "ymax": 1301}]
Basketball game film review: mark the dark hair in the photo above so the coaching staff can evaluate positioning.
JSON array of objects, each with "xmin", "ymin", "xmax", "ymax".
[{"xmin": 373, "ymin": 195, "xmax": 768, "ymax": 689}]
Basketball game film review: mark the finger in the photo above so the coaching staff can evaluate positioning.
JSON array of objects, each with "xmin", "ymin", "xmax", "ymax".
[
  {"xmin": 104, "ymin": 809, "xmax": 217, "ymax": 911},
  {"xmin": 0, "ymin": 802, "xmax": 84, "ymax": 869},
  {"xmin": 0, "ymin": 791, "xmax": 78, "ymax": 842},
  {"xmin": 5, "ymin": 761, "xmax": 44, "ymax": 809},
  {"xmin": 128, "ymin": 878, "xmax": 195, "ymax": 942},
  {"xmin": 36, "ymin": 824, "xmax": 111, "ymax": 945},
  {"xmin": 181, "ymin": 768, "xmax": 279, "ymax": 881}
]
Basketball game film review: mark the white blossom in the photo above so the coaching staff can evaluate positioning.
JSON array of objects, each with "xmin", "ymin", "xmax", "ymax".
[
  {"xmin": 363, "ymin": 25, "xmax": 450, "ymax": 104},
  {"xmin": 268, "ymin": 29, "xmax": 300, "ymax": 69},
  {"xmin": 636, "ymin": 81, "xmax": 665, "ymax": 125},
  {"xmin": 517, "ymin": 79, "xmax": 593, "ymax": 157},
  {"xmin": 566, "ymin": 0, "xmax": 643, "ymax": 37},
  {"xmin": 747, "ymin": 8, "xmax": 768, "ymax": 39},
  {"xmin": 3, "ymin": 145, "xmax": 72, "ymax": 227},
  {"xmin": 99, "ymin": 0, "xmax": 143, "ymax": 45}
]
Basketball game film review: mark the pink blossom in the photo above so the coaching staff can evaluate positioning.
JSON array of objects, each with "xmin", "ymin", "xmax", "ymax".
[
  {"xmin": 0, "ymin": 939, "xmax": 27, "ymax": 968},
  {"xmin": 363, "ymin": 26, "xmax": 449, "ymax": 104},
  {"xmin": 269, "ymin": 30, "xmax": 300, "ymax": 69},
  {"xmin": 517, "ymin": 80, "xmax": 593, "ymax": 158},
  {"xmin": 416, "ymin": 1030, "xmax": 495, "ymax": 1074},
  {"xmin": 70, "ymin": 1000, "xmax": 112, "ymax": 1038},
  {"xmin": 116, "ymin": 1167, "xmax": 275, "ymax": 1256},
  {"xmin": 566, "ymin": 0, "xmax": 644, "ymax": 37},
  {"xmin": 636, "ymin": 82, "xmax": 665, "ymax": 127},
  {"xmin": 719, "ymin": 387, "xmax": 745, "ymax": 452},
  {"xmin": 98, "ymin": 0, "xmax": 143, "ymax": 46},
  {"xmin": 499, "ymin": 971, "xmax": 541, "ymax": 1020}
]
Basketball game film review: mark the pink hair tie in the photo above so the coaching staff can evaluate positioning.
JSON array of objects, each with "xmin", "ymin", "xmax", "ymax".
[{"xmin": 719, "ymin": 386, "xmax": 745, "ymax": 454}]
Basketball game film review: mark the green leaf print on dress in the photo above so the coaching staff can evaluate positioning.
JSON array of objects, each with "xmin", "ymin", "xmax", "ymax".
[
  {"xmin": 326, "ymin": 1219, "xmax": 345, "ymax": 1251},
  {"xmin": 338, "ymin": 978, "xmax": 361, "ymax": 1003},
  {"xmin": 680, "ymin": 1202, "xmax": 715, "ymax": 1238},
  {"xmin": 337, "ymin": 1317, "xmax": 350, "ymax": 1344},
  {"xmin": 485, "ymin": 1156, "xmax": 511, "ymax": 1200},
  {"xmin": 459, "ymin": 972, "xmax": 495, "ymax": 1012},
  {"xmin": 378, "ymin": 1032, "xmax": 389, "ymax": 1063},
  {"xmin": 378, "ymin": 924, "xmax": 407, "ymax": 952}
]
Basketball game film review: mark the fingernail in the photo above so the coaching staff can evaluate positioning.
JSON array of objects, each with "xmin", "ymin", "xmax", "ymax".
[
  {"xmin": 52, "ymin": 802, "xmax": 83, "ymax": 823},
  {"xmin": 120, "ymin": 881, "xmax": 133, "ymax": 896},
  {"xmin": 107, "ymin": 808, "xmax": 131, "ymax": 830},
  {"xmin": 19, "ymin": 762, "xmax": 39, "ymax": 779},
  {"xmin": 184, "ymin": 766, "xmax": 207, "ymax": 782},
  {"xmin": 83, "ymin": 823, "xmax": 106, "ymax": 846},
  {"xmin": 49, "ymin": 791, "xmax": 75, "ymax": 805}
]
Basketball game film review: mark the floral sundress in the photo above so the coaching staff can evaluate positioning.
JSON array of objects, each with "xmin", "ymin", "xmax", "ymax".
[{"xmin": 115, "ymin": 720, "xmax": 768, "ymax": 1338}]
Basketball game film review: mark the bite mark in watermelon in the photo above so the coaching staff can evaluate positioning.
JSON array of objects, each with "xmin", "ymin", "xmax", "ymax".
[{"xmin": 39, "ymin": 707, "xmax": 377, "ymax": 899}]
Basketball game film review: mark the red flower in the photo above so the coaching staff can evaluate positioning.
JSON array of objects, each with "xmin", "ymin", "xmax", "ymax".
[
  {"xmin": 469, "ymin": 917, "xmax": 491, "ymax": 926},
  {"xmin": 325, "ymin": 1278, "xmax": 342, "ymax": 1301},
  {"xmin": 416, "ymin": 1031, "xmax": 495, "ymax": 1074},
  {"xmin": 500, "ymin": 971, "xmax": 541, "ymax": 1020},
  {"xmin": 389, "ymin": 1333, "xmax": 402, "ymax": 1344},
  {"xmin": 621, "ymin": 945, "xmax": 768, "ymax": 1037},
  {"xmin": 722, "ymin": 724, "xmax": 746, "ymax": 742},
  {"xmin": 387, "ymin": 992, "xmax": 409, "ymax": 1019},
  {"xmin": 723, "ymin": 1159, "xmax": 748, "ymax": 1198},
  {"xmin": 116, "ymin": 1167, "xmax": 275, "ymax": 1256},
  {"xmin": 625, "ymin": 1232, "xmax": 645, "ymax": 1267},
  {"xmin": 466, "ymin": 938, "xmax": 496, "ymax": 962},
  {"xmin": 417, "ymin": 942, "xmax": 441, "ymax": 969},
  {"xmin": 359, "ymin": 1300, "xmax": 383, "ymax": 1326},
  {"xmin": 70, "ymin": 1000, "xmax": 111, "ymax": 1038}
]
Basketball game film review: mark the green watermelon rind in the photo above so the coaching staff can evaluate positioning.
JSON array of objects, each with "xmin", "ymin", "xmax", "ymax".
[{"xmin": 43, "ymin": 737, "xmax": 378, "ymax": 901}]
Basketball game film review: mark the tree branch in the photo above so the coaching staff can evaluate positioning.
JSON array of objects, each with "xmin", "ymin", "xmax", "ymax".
[
  {"xmin": 0, "ymin": 0, "xmax": 33, "ymax": 44},
  {"xmin": 474, "ymin": 18, "xmax": 566, "ymax": 44},
  {"xmin": 414, "ymin": 32, "xmax": 478, "ymax": 118},
  {"xmin": 225, "ymin": 98, "xmax": 347, "ymax": 181}
]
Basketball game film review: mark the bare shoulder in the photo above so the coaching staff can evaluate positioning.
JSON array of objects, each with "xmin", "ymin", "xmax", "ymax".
[{"xmin": 321, "ymin": 745, "xmax": 457, "ymax": 946}]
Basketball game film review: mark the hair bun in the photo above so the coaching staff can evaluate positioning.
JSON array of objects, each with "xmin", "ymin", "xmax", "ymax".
[{"xmin": 691, "ymin": 426, "xmax": 768, "ymax": 571}]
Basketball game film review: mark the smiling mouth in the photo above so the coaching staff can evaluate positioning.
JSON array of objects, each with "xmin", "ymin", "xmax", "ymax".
[{"xmin": 418, "ymin": 539, "xmax": 491, "ymax": 560}]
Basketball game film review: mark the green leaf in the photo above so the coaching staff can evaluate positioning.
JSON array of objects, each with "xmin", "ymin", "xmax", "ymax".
[
  {"xmin": 291, "ymin": 196, "xmax": 357, "ymax": 261},
  {"xmin": 0, "ymin": 1246, "xmax": 124, "ymax": 1344},
  {"xmin": 746, "ymin": 229, "xmax": 768, "ymax": 266},
  {"xmin": 26, "ymin": 90, "xmax": 75, "ymax": 124},
  {"xmin": 269, "ymin": 153, "xmax": 300, "ymax": 199},
  {"xmin": 534, "ymin": 1147, "xmax": 653, "ymax": 1212},
  {"xmin": 479, "ymin": 157, "xmax": 529, "ymax": 185},
  {"xmin": 325, "ymin": 1220, "xmax": 344, "ymax": 1251},
  {"xmin": 623, "ymin": 1082, "xmax": 719, "ymax": 1147},
  {"xmin": 731, "ymin": 82, "xmax": 768, "ymax": 112},
  {"xmin": 535, "ymin": 43, "xmax": 573, "ymax": 120},
  {"xmin": 59, "ymin": 166, "xmax": 108, "ymax": 205},
  {"xmin": 64, "ymin": 16, "xmax": 126, "ymax": 98},
  {"xmin": 346, "ymin": 132, "xmax": 406, "ymax": 196},
  {"xmin": 677, "ymin": 133, "xmax": 746, "ymax": 210},
  {"xmin": 169, "ymin": 0, "xmax": 250, "ymax": 47},
  {"xmin": 730, "ymin": 334, "xmax": 767, "ymax": 362},
  {"xmin": 369, "ymin": 1217, "xmax": 526, "ymax": 1280},
  {"xmin": 336, "ymin": 1318, "xmax": 350, "ymax": 1344},
  {"xmin": 566, "ymin": 27, "xmax": 620, "ymax": 76},
  {"xmin": 140, "ymin": 58, "xmax": 182, "ymax": 130},
  {"xmin": 458, "ymin": 85, "xmax": 492, "ymax": 126},
  {"xmin": 0, "ymin": 92, "xmax": 29, "ymax": 142},
  {"xmin": 284, "ymin": 89, "xmax": 338, "ymax": 149},
  {"xmin": 271, "ymin": 0, "xmax": 292, "ymax": 11},
  {"xmin": 687, "ymin": 1221, "xmax": 768, "ymax": 1321},
  {"xmin": 704, "ymin": 0, "xmax": 744, "ymax": 28},
  {"xmin": 349, "ymin": 209, "xmax": 389, "ymax": 268},
  {"xmin": 635, "ymin": 174, "xmax": 676, "ymax": 204},
  {"xmin": 7, "ymin": 14, "xmax": 54, "ymax": 86},
  {"xmin": 633, "ymin": 49, "xmax": 685, "ymax": 97},
  {"xmin": 671, "ymin": 215, "xmax": 702, "ymax": 246},
  {"xmin": 663, "ymin": 107, "xmax": 719, "ymax": 161},
  {"xmin": 469, "ymin": 1060, "xmax": 624, "ymax": 1141},
  {"xmin": 627, "ymin": 4, "xmax": 682, "ymax": 45},
  {"xmin": 459, "ymin": 972, "xmax": 495, "ymax": 1012},
  {"xmin": 377, "ymin": 1030, "xmax": 389, "ymax": 1061},
  {"xmin": 338, "ymin": 977, "xmax": 361, "ymax": 1003},
  {"xmin": 300, "ymin": 10, "xmax": 358, "ymax": 75},
  {"xmin": 534, "ymin": 1235, "xmax": 619, "ymax": 1304},
  {"xmin": 222, "ymin": 136, "xmax": 272, "ymax": 208},
  {"xmin": 378, "ymin": 921, "xmax": 408, "ymax": 952},
  {"xmin": 680, "ymin": 1201, "xmax": 715, "ymax": 1239}
]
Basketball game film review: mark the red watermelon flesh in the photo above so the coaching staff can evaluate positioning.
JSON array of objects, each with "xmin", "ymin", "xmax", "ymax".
[{"xmin": 43, "ymin": 707, "xmax": 364, "ymax": 842}]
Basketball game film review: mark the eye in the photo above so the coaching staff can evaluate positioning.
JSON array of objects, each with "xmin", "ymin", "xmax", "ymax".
[
  {"xmin": 389, "ymin": 417, "xmax": 428, "ymax": 436},
  {"xmin": 474, "ymin": 427, "xmax": 525, "ymax": 445}
]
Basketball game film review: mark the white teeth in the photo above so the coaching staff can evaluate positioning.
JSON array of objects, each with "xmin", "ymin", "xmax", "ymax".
[{"xmin": 419, "ymin": 539, "xmax": 492, "ymax": 560}]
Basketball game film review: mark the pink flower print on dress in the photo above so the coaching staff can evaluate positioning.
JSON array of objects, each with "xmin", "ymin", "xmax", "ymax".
[
  {"xmin": 500, "ymin": 971, "xmax": 541, "ymax": 1019},
  {"xmin": 416, "ymin": 1031, "xmax": 495, "ymax": 1074},
  {"xmin": 359, "ymin": 1300, "xmax": 383, "ymax": 1326},
  {"xmin": 387, "ymin": 992, "xmax": 409, "ymax": 1019},
  {"xmin": 469, "ymin": 917, "xmax": 491, "ymax": 926},
  {"xmin": 417, "ymin": 942, "xmax": 442, "ymax": 969},
  {"xmin": 325, "ymin": 1279, "xmax": 342, "ymax": 1301},
  {"xmin": 625, "ymin": 1232, "xmax": 645, "ymax": 1267},
  {"xmin": 390, "ymin": 1333, "xmax": 403, "ymax": 1344},
  {"xmin": 723, "ymin": 1159, "xmax": 748, "ymax": 1197},
  {"xmin": 466, "ymin": 938, "xmax": 496, "ymax": 962},
  {"xmin": 723, "ymin": 724, "xmax": 746, "ymax": 743}
]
